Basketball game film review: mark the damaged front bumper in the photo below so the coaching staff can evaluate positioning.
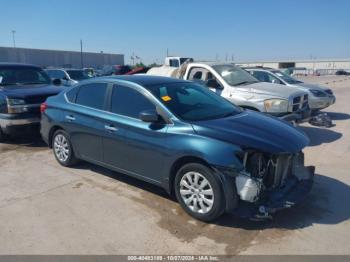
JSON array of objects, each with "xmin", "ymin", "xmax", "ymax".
[
  {"xmin": 233, "ymin": 166, "xmax": 314, "ymax": 220},
  {"xmin": 225, "ymin": 152, "xmax": 315, "ymax": 220},
  {"xmin": 279, "ymin": 107, "xmax": 312, "ymax": 124}
]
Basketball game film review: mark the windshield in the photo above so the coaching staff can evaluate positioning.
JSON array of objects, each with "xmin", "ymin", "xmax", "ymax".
[
  {"xmin": 179, "ymin": 58, "xmax": 193, "ymax": 65},
  {"xmin": 0, "ymin": 67, "xmax": 51, "ymax": 86},
  {"xmin": 66, "ymin": 70, "xmax": 90, "ymax": 80},
  {"xmin": 146, "ymin": 82, "xmax": 241, "ymax": 121},
  {"xmin": 272, "ymin": 70, "xmax": 303, "ymax": 84},
  {"xmin": 212, "ymin": 64, "xmax": 258, "ymax": 86}
]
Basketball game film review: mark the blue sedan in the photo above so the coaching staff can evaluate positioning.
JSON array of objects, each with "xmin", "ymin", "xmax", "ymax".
[{"xmin": 40, "ymin": 75, "xmax": 314, "ymax": 221}]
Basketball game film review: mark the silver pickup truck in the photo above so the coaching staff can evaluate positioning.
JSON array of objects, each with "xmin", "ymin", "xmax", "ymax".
[{"xmin": 148, "ymin": 62, "xmax": 311, "ymax": 123}]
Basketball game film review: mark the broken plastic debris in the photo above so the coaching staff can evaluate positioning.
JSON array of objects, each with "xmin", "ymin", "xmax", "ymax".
[{"xmin": 309, "ymin": 113, "xmax": 333, "ymax": 128}]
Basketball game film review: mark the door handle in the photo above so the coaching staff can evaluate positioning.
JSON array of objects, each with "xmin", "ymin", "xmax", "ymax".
[
  {"xmin": 104, "ymin": 125, "xmax": 118, "ymax": 132},
  {"xmin": 65, "ymin": 115, "xmax": 75, "ymax": 121}
]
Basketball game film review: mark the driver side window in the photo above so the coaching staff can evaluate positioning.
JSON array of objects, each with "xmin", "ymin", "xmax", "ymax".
[
  {"xmin": 188, "ymin": 67, "xmax": 219, "ymax": 84},
  {"xmin": 266, "ymin": 73, "xmax": 282, "ymax": 84},
  {"xmin": 188, "ymin": 68, "xmax": 208, "ymax": 83},
  {"xmin": 252, "ymin": 71, "xmax": 282, "ymax": 84}
]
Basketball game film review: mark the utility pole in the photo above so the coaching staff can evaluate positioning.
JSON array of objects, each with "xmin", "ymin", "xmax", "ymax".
[
  {"xmin": 80, "ymin": 39, "xmax": 84, "ymax": 69},
  {"xmin": 166, "ymin": 48, "xmax": 169, "ymax": 57},
  {"xmin": 11, "ymin": 30, "xmax": 19, "ymax": 62},
  {"xmin": 11, "ymin": 30, "xmax": 16, "ymax": 48},
  {"xmin": 131, "ymin": 52, "xmax": 135, "ymax": 66}
]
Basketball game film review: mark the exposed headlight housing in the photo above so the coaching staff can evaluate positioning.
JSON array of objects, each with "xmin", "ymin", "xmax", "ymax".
[
  {"xmin": 264, "ymin": 99, "xmax": 288, "ymax": 113},
  {"xmin": 310, "ymin": 89, "xmax": 327, "ymax": 97}
]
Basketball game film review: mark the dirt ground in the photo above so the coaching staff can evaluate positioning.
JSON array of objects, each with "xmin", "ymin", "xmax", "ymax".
[{"xmin": 0, "ymin": 75, "xmax": 349, "ymax": 255}]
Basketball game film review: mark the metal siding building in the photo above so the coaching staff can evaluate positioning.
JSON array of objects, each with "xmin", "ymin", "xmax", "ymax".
[
  {"xmin": 0, "ymin": 46, "xmax": 124, "ymax": 69},
  {"xmin": 238, "ymin": 58, "xmax": 350, "ymax": 74}
]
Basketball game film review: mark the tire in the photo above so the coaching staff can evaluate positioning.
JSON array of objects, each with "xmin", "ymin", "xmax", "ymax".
[
  {"xmin": 0, "ymin": 128, "xmax": 6, "ymax": 143},
  {"xmin": 174, "ymin": 163, "xmax": 225, "ymax": 222},
  {"xmin": 52, "ymin": 129, "xmax": 78, "ymax": 167}
]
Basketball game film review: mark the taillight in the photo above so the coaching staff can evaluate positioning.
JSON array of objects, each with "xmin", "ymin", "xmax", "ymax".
[{"xmin": 40, "ymin": 102, "xmax": 48, "ymax": 113}]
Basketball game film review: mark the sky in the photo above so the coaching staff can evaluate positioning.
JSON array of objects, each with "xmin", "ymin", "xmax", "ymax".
[{"xmin": 1, "ymin": 0, "xmax": 349, "ymax": 65}]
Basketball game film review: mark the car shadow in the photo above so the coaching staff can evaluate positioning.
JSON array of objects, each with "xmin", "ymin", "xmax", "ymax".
[
  {"xmin": 324, "ymin": 112, "xmax": 350, "ymax": 121},
  {"xmin": 2, "ymin": 132, "xmax": 47, "ymax": 148},
  {"xmin": 298, "ymin": 126, "xmax": 342, "ymax": 147},
  {"xmin": 72, "ymin": 162, "xmax": 171, "ymax": 199},
  {"xmin": 72, "ymin": 161, "xmax": 350, "ymax": 230}
]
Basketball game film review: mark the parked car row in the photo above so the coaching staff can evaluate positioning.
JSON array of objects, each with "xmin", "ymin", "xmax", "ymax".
[
  {"xmin": 45, "ymin": 68, "xmax": 92, "ymax": 86},
  {"xmin": 148, "ymin": 61, "xmax": 312, "ymax": 123},
  {"xmin": 44, "ymin": 65, "xmax": 149, "ymax": 87},
  {"xmin": 148, "ymin": 57, "xmax": 337, "ymax": 122},
  {"xmin": 0, "ymin": 61, "xmax": 324, "ymax": 222}
]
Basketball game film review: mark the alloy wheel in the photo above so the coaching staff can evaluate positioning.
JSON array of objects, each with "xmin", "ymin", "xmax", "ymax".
[
  {"xmin": 54, "ymin": 134, "xmax": 70, "ymax": 162},
  {"xmin": 179, "ymin": 171, "xmax": 214, "ymax": 214}
]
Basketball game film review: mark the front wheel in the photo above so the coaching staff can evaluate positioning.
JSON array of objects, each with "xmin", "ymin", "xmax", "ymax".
[
  {"xmin": 52, "ymin": 130, "xmax": 78, "ymax": 167},
  {"xmin": 174, "ymin": 163, "xmax": 225, "ymax": 222}
]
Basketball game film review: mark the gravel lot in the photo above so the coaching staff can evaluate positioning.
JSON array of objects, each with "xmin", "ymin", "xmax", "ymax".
[{"xmin": 0, "ymin": 76, "xmax": 349, "ymax": 255}]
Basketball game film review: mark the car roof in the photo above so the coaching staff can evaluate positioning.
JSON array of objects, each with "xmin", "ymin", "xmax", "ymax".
[
  {"xmin": 96, "ymin": 75, "xmax": 189, "ymax": 86},
  {"xmin": 46, "ymin": 68, "xmax": 83, "ymax": 71},
  {"xmin": 192, "ymin": 61, "xmax": 237, "ymax": 66},
  {"xmin": 243, "ymin": 66, "xmax": 274, "ymax": 70},
  {"xmin": 0, "ymin": 62, "xmax": 41, "ymax": 69}
]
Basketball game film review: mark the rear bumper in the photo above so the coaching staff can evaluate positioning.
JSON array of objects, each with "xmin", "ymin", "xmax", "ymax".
[
  {"xmin": 232, "ymin": 166, "xmax": 315, "ymax": 220},
  {"xmin": 40, "ymin": 114, "xmax": 51, "ymax": 146}
]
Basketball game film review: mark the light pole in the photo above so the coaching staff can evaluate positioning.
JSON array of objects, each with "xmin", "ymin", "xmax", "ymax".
[
  {"xmin": 80, "ymin": 39, "xmax": 84, "ymax": 69},
  {"xmin": 11, "ymin": 30, "xmax": 16, "ymax": 48}
]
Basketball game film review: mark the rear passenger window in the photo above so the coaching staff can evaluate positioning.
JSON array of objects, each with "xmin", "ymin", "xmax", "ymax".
[
  {"xmin": 76, "ymin": 83, "xmax": 107, "ymax": 110},
  {"xmin": 65, "ymin": 87, "xmax": 79, "ymax": 103},
  {"xmin": 111, "ymin": 85, "xmax": 155, "ymax": 119}
]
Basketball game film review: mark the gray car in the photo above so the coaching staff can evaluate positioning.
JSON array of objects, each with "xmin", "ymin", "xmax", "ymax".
[{"xmin": 245, "ymin": 67, "xmax": 336, "ymax": 113}]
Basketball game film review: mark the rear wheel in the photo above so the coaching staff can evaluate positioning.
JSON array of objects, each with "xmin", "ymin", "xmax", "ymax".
[
  {"xmin": 52, "ymin": 130, "xmax": 78, "ymax": 167},
  {"xmin": 0, "ymin": 128, "xmax": 7, "ymax": 143},
  {"xmin": 174, "ymin": 163, "xmax": 225, "ymax": 222}
]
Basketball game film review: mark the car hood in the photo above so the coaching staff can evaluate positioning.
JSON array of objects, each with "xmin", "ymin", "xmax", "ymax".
[
  {"xmin": 191, "ymin": 110, "xmax": 309, "ymax": 154},
  {"xmin": 0, "ymin": 84, "xmax": 64, "ymax": 99},
  {"xmin": 247, "ymin": 82, "xmax": 305, "ymax": 98},
  {"xmin": 290, "ymin": 82, "xmax": 329, "ymax": 92}
]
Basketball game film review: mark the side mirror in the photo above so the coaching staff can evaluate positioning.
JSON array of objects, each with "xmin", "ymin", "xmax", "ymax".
[
  {"xmin": 271, "ymin": 79, "xmax": 279, "ymax": 84},
  {"xmin": 52, "ymin": 79, "xmax": 62, "ymax": 86},
  {"xmin": 139, "ymin": 109, "xmax": 160, "ymax": 123},
  {"xmin": 206, "ymin": 79, "xmax": 223, "ymax": 90}
]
